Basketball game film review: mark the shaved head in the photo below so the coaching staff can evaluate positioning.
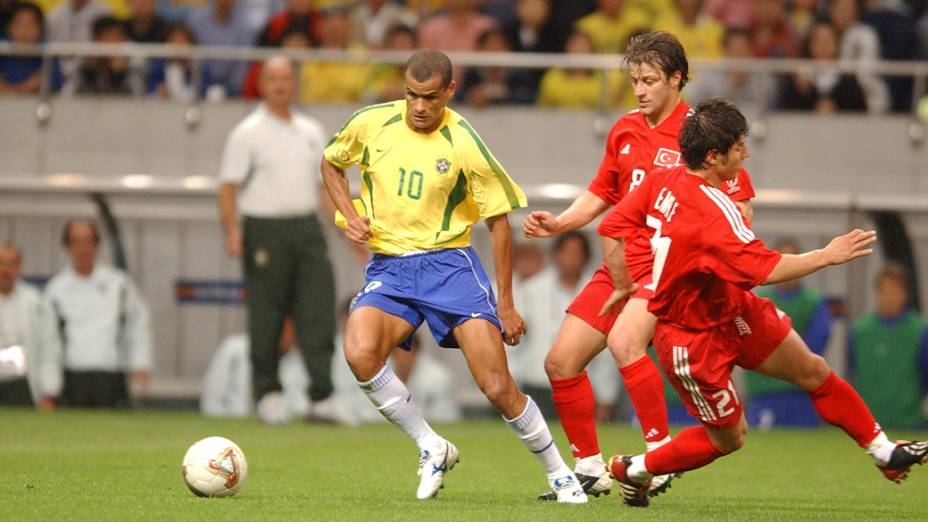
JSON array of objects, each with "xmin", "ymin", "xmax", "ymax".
[{"xmin": 261, "ymin": 55, "xmax": 296, "ymax": 109}]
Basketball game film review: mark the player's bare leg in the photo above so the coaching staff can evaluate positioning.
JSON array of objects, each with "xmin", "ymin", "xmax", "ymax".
[
  {"xmin": 605, "ymin": 297, "xmax": 677, "ymax": 496},
  {"xmin": 755, "ymin": 330, "xmax": 928, "ymax": 483},
  {"xmin": 456, "ymin": 318, "xmax": 587, "ymax": 503},
  {"xmin": 543, "ymin": 314, "xmax": 614, "ymax": 494},
  {"xmin": 345, "ymin": 306, "xmax": 453, "ymax": 500}
]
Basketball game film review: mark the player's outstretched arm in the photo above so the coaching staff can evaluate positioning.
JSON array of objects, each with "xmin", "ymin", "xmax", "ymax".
[
  {"xmin": 598, "ymin": 235, "xmax": 638, "ymax": 316},
  {"xmin": 486, "ymin": 214, "xmax": 526, "ymax": 346},
  {"xmin": 763, "ymin": 229, "xmax": 877, "ymax": 285},
  {"xmin": 320, "ymin": 157, "xmax": 371, "ymax": 246},
  {"xmin": 522, "ymin": 190, "xmax": 610, "ymax": 238}
]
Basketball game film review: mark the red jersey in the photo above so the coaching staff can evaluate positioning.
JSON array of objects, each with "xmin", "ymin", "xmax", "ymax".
[
  {"xmin": 598, "ymin": 165, "xmax": 781, "ymax": 330},
  {"xmin": 589, "ymin": 100, "xmax": 755, "ymax": 282}
]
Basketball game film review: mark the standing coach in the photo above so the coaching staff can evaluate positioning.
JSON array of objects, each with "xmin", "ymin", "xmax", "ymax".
[{"xmin": 218, "ymin": 56, "xmax": 342, "ymax": 424}]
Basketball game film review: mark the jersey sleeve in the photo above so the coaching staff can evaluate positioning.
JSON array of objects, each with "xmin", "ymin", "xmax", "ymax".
[
  {"xmin": 729, "ymin": 168, "xmax": 755, "ymax": 202},
  {"xmin": 218, "ymin": 124, "xmax": 252, "ymax": 184},
  {"xmin": 597, "ymin": 170, "xmax": 655, "ymax": 238},
  {"xmin": 699, "ymin": 186, "xmax": 780, "ymax": 287},
  {"xmin": 587, "ymin": 125, "xmax": 623, "ymax": 205},
  {"xmin": 322, "ymin": 108, "xmax": 370, "ymax": 169},
  {"xmin": 458, "ymin": 119, "xmax": 527, "ymax": 217}
]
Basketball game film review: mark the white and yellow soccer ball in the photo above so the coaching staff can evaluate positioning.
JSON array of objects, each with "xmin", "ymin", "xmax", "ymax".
[{"xmin": 182, "ymin": 436, "xmax": 248, "ymax": 497}]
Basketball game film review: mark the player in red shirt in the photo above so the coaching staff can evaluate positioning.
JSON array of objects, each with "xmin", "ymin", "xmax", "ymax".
[
  {"xmin": 523, "ymin": 32, "xmax": 754, "ymax": 498},
  {"xmin": 598, "ymin": 97, "xmax": 928, "ymax": 507}
]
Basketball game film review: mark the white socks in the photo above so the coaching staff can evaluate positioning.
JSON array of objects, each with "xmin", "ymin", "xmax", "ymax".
[
  {"xmin": 358, "ymin": 365, "xmax": 441, "ymax": 451},
  {"xmin": 627, "ymin": 454, "xmax": 653, "ymax": 482},
  {"xmin": 866, "ymin": 431, "xmax": 895, "ymax": 465},
  {"xmin": 574, "ymin": 454, "xmax": 606, "ymax": 477},
  {"xmin": 504, "ymin": 397, "xmax": 571, "ymax": 478}
]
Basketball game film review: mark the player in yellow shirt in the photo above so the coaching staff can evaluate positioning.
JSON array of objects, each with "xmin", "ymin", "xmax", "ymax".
[{"xmin": 320, "ymin": 49, "xmax": 587, "ymax": 503}]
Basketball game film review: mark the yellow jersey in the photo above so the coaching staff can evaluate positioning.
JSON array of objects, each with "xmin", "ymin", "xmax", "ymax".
[{"xmin": 323, "ymin": 100, "xmax": 527, "ymax": 256}]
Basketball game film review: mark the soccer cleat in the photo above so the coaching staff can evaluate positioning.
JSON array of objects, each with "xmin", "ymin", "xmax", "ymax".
[
  {"xmin": 415, "ymin": 440, "xmax": 459, "ymax": 500},
  {"xmin": 877, "ymin": 440, "xmax": 928, "ymax": 484},
  {"xmin": 546, "ymin": 473, "xmax": 589, "ymax": 504},
  {"xmin": 607, "ymin": 455, "xmax": 652, "ymax": 507},
  {"xmin": 256, "ymin": 392, "xmax": 291, "ymax": 425},
  {"xmin": 648, "ymin": 472, "xmax": 681, "ymax": 497},
  {"xmin": 537, "ymin": 471, "xmax": 611, "ymax": 500}
]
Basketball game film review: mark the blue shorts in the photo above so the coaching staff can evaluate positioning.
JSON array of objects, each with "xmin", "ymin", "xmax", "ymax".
[{"xmin": 350, "ymin": 247, "xmax": 502, "ymax": 349}]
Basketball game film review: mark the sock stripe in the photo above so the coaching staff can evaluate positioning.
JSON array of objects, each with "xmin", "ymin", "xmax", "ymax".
[{"xmin": 530, "ymin": 438, "xmax": 555, "ymax": 454}]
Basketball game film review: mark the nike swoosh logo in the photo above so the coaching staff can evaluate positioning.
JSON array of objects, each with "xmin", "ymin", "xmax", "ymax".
[{"xmin": 470, "ymin": 312, "xmax": 481, "ymax": 318}]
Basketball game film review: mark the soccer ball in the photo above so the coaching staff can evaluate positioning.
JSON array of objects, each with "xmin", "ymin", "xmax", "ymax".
[{"xmin": 182, "ymin": 436, "xmax": 248, "ymax": 497}]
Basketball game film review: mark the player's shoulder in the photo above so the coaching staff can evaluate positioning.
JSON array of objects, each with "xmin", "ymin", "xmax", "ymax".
[
  {"xmin": 291, "ymin": 110, "xmax": 327, "ymax": 137},
  {"xmin": 229, "ymin": 107, "xmax": 267, "ymax": 139},
  {"xmin": 612, "ymin": 108, "xmax": 647, "ymax": 133},
  {"xmin": 695, "ymin": 182, "xmax": 756, "ymax": 242},
  {"xmin": 342, "ymin": 100, "xmax": 405, "ymax": 130}
]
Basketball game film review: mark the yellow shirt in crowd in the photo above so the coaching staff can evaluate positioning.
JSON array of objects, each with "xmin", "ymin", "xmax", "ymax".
[{"xmin": 323, "ymin": 100, "xmax": 526, "ymax": 255}]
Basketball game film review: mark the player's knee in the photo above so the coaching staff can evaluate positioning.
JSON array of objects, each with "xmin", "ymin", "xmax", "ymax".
[
  {"xmin": 713, "ymin": 424, "xmax": 747, "ymax": 454},
  {"xmin": 478, "ymin": 373, "xmax": 515, "ymax": 409},
  {"xmin": 543, "ymin": 352, "xmax": 575, "ymax": 381},
  {"xmin": 343, "ymin": 334, "xmax": 381, "ymax": 381},
  {"xmin": 795, "ymin": 354, "xmax": 831, "ymax": 392},
  {"xmin": 607, "ymin": 331, "xmax": 647, "ymax": 366}
]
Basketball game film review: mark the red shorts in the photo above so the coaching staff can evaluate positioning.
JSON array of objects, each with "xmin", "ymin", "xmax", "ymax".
[
  {"xmin": 566, "ymin": 265, "xmax": 655, "ymax": 335},
  {"xmin": 652, "ymin": 294, "xmax": 792, "ymax": 428}
]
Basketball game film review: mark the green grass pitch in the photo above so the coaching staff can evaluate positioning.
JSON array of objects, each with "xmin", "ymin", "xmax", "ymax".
[{"xmin": 1, "ymin": 409, "xmax": 925, "ymax": 521}]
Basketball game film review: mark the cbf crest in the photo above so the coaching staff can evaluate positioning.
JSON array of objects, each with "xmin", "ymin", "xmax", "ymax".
[{"xmin": 436, "ymin": 158, "xmax": 451, "ymax": 175}]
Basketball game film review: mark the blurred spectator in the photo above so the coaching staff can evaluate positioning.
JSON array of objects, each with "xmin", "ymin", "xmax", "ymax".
[
  {"xmin": 537, "ymin": 31, "xmax": 621, "ymax": 109},
  {"xmin": 47, "ymin": 0, "xmax": 111, "ymax": 43},
  {"xmin": 513, "ymin": 240, "xmax": 544, "ymax": 285},
  {"xmin": 849, "ymin": 264, "xmax": 928, "ymax": 429},
  {"xmin": 299, "ymin": 7, "xmax": 370, "ymax": 104},
  {"xmin": 510, "ymin": 232, "xmax": 593, "ymax": 418},
  {"xmin": 790, "ymin": 0, "xmax": 820, "ymax": 35},
  {"xmin": 126, "ymin": 0, "xmax": 168, "ymax": 42},
  {"xmin": 348, "ymin": 0, "xmax": 417, "ymax": 48},
  {"xmin": 0, "ymin": 243, "xmax": 61, "ymax": 410},
  {"xmin": 218, "ymin": 57, "xmax": 340, "ymax": 425},
  {"xmin": 66, "ymin": 16, "xmax": 147, "ymax": 96},
  {"xmin": 485, "ymin": 0, "xmax": 517, "ymax": 26},
  {"xmin": 201, "ymin": 317, "xmax": 311, "ymax": 422},
  {"xmin": 0, "ymin": 2, "xmax": 54, "ymax": 95},
  {"xmin": 575, "ymin": 0, "xmax": 651, "ymax": 54},
  {"xmin": 241, "ymin": 26, "xmax": 309, "ymax": 99},
  {"xmin": 457, "ymin": 27, "xmax": 536, "ymax": 107},
  {"xmin": 239, "ymin": 0, "xmax": 285, "ymax": 35},
  {"xmin": 861, "ymin": 0, "xmax": 922, "ymax": 112},
  {"xmin": 148, "ymin": 23, "xmax": 200, "ymax": 101},
  {"xmin": 501, "ymin": 0, "xmax": 554, "ymax": 96},
  {"xmin": 502, "ymin": 0, "xmax": 556, "ymax": 52},
  {"xmin": 361, "ymin": 23, "xmax": 415, "ymax": 103},
  {"xmin": 257, "ymin": 0, "xmax": 320, "ymax": 47},
  {"xmin": 45, "ymin": 219, "xmax": 152, "ymax": 409},
  {"xmin": 686, "ymin": 28, "xmax": 776, "ymax": 114},
  {"xmin": 747, "ymin": 239, "xmax": 833, "ymax": 429},
  {"xmin": 827, "ymin": 0, "xmax": 890, "ymax": 112},
  {"xmin": 704, "ymin": 0, "xmax": 752, "ymax": 29},
  {"xmin": 540, "ymin": 0, "xmax": 595, "ymax": 53},
  {"xmin": 405, "ymin": 0, "xmax": 446, "ymax": 18},
  {"xmin": 750, "ymin": 0, "xmax": 801, "ymax": 57},
  {"xmin": 186, "ymin": 0, "xmax": 254, "ymax": 100},
  {"xmin": 777, "ymin": 21, "xmax": 868, "ymax": 113},
  {"xmin": 654, "ymin": 0, "xmax": 724, "ymax": 59},
  {"xmin": 417, "ymin": 0, "xmax": 497, "ymax": 84}
]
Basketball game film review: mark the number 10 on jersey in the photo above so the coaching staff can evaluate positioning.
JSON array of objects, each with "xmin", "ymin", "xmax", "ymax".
[{"xmin": 397, "ymin": 167, "xmax": 423, "ymax": 200}]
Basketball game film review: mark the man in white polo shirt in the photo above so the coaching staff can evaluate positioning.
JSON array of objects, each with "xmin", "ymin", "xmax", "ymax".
[
  {"xmin": 218, "ymin": 56, "xmax": 341, "ymax": 424},
  {"xmin": 45, "ymin": 219, "xmax": 152, "ymax": 408}
]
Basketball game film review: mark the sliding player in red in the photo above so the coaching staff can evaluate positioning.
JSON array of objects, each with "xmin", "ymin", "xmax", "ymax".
[
  {"xmin": 524, "ymin": 31, "xmax": 754, "ymax": 498},
  {"xmin": 598, "ymin": 97, "xmax": 927, "ymax": 508}
]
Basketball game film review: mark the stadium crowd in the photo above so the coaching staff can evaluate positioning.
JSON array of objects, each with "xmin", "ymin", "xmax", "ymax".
[{"xmin": 0, "ymin": 0, "xmax": 927, "ymax": 112}]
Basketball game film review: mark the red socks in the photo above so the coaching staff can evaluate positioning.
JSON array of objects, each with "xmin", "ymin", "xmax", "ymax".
[
  {"xmin": 809, "ymin": 371, "xmax": 882, "ymax": 446},
  {"xmin": 644, "ymin": 426, "xmax": 727, "ymax": 475},
  {"xmin": 551, "ymin": 372, "xmax": 599, "ymax": 458},
  {"xmin": 620, "ymin": 355, "xmax": 670, "ymax": 444}
]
